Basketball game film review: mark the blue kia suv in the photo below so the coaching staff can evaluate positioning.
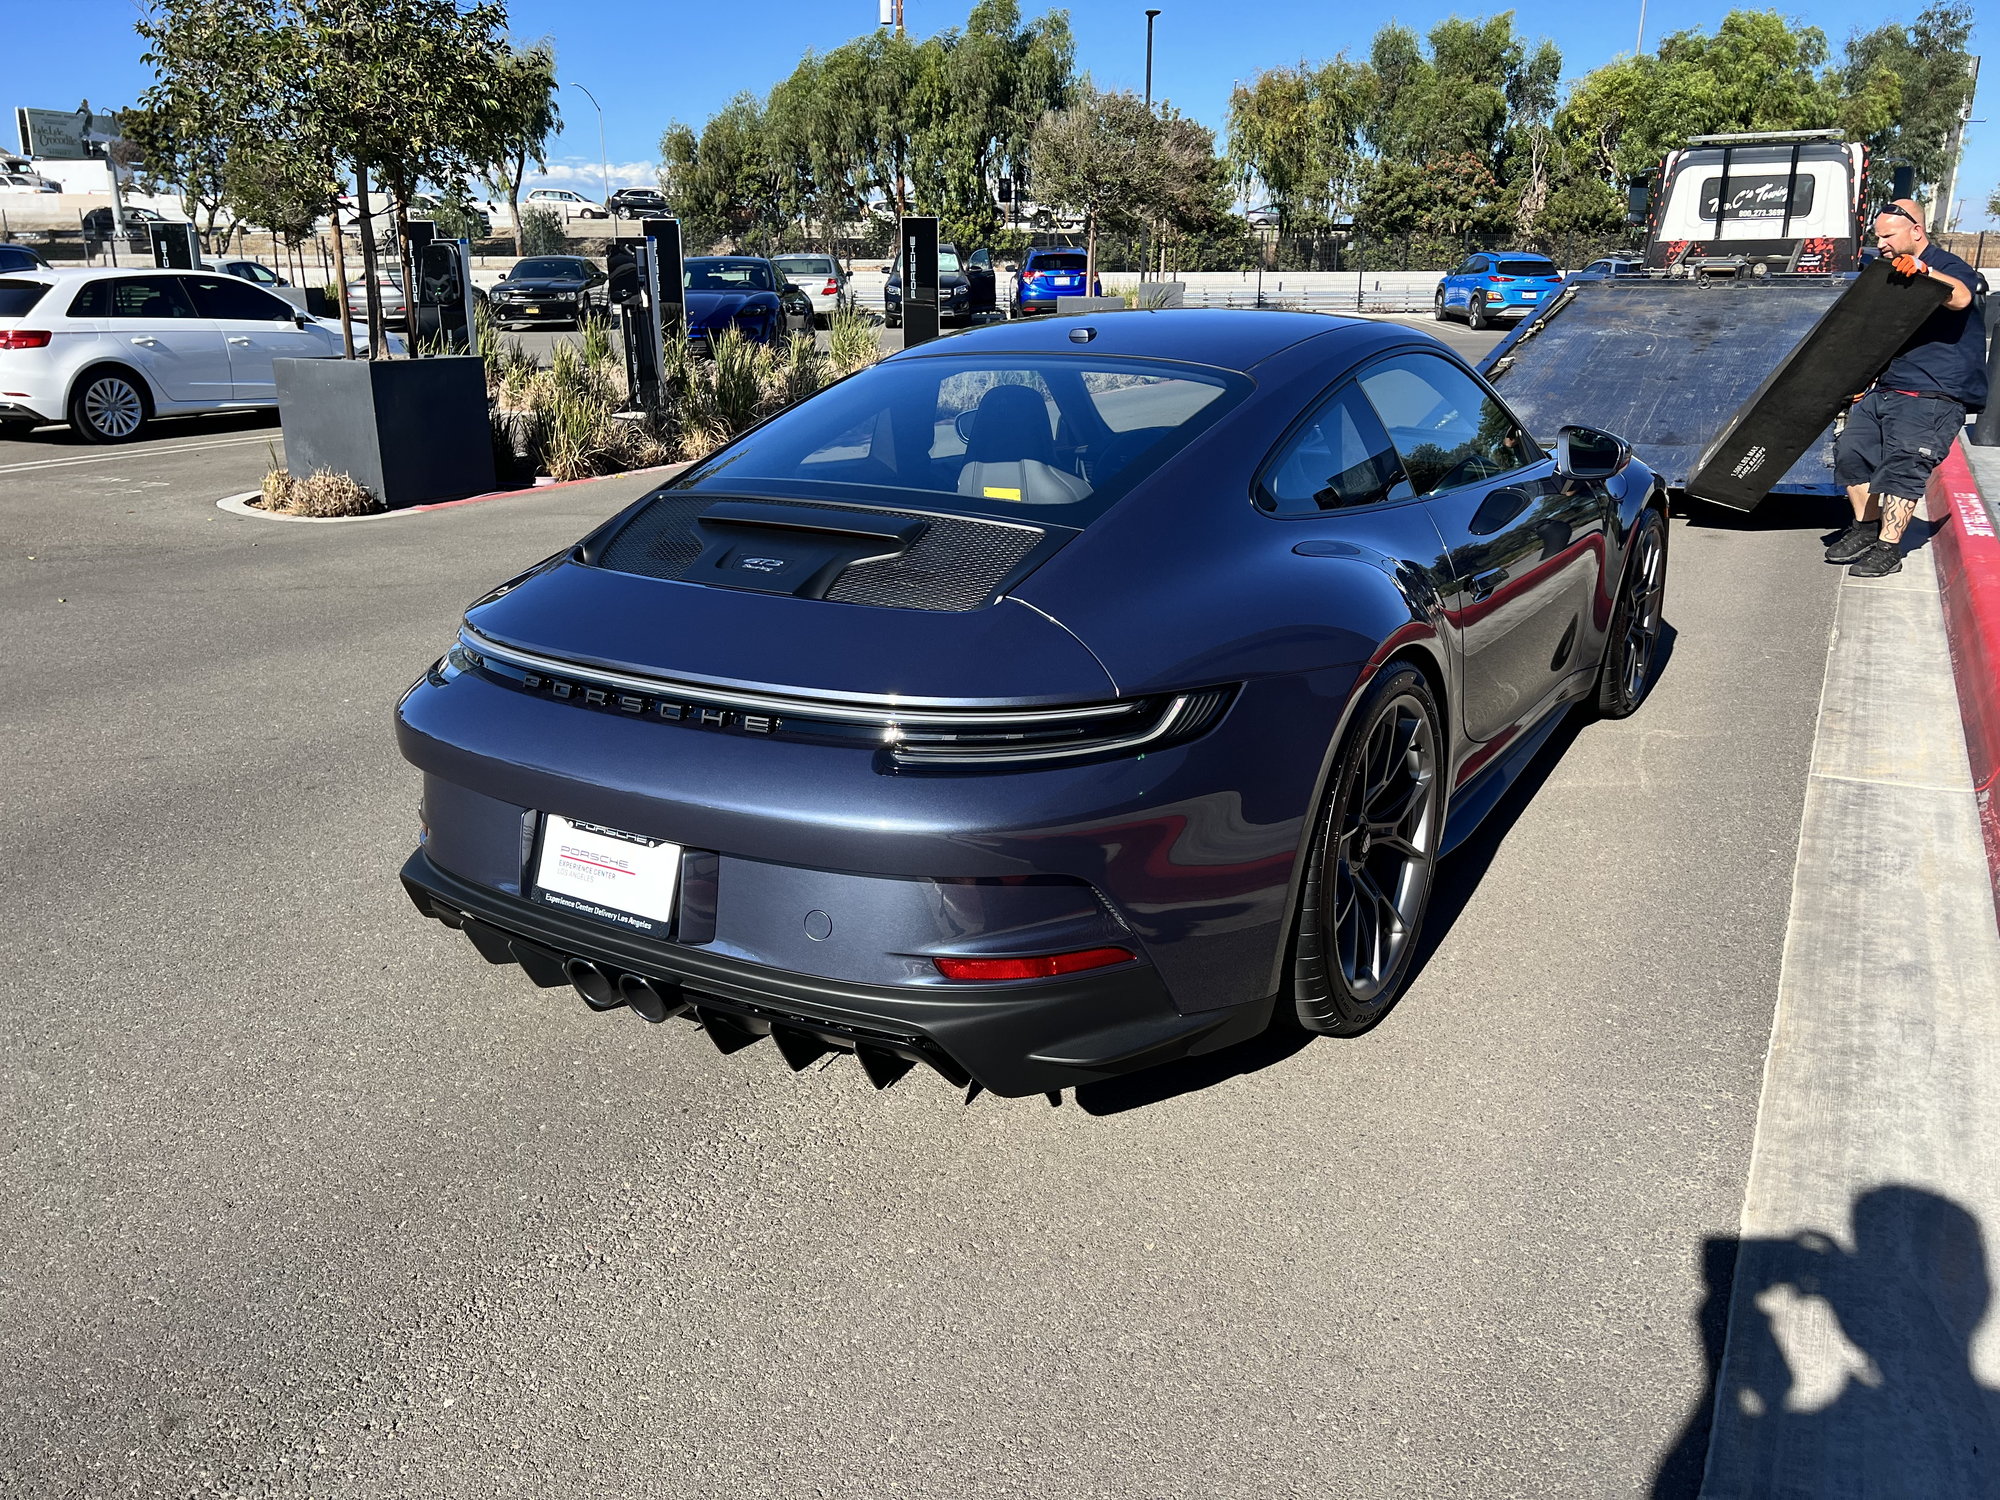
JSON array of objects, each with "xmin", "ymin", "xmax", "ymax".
[
  {"xmin": 1435, "ymin": 251, "xmax": 1564, "ymax": 329},
  {"xmin": 1012, "ymin": 247, "xmax": 1100, "ymax": 316}
]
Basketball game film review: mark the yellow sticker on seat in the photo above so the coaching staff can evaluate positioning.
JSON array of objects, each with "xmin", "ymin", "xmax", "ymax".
[{"xmin": 982, "ymin": 486, "xmax": 1022, "ymax": 500}]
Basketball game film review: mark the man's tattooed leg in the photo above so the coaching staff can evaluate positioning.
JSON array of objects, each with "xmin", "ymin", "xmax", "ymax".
[{"xmin": 1877, "ymin": 493, "xmax": 1918, "ymax": 545}]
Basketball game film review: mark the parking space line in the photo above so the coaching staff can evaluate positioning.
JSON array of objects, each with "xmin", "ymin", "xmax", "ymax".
[{"xmin": 0, "ymin": 433, "xmax": 276, "ymax": 475}]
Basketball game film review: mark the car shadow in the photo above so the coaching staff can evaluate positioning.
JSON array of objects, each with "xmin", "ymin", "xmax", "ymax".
[
  {"xmin": 1075, "ymin": 621, "xmax": 1688, "ymax": 1117},
  {"xmin": 3, "ymin": 407, "xmax": 281, "ymax": 449}
]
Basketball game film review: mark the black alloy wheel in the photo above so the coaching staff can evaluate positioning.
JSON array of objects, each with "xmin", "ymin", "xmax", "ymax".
[
  {"xmin": 1595, "ymin": 506, "xmax": 1669, "ymax": 718},
  {"xmin": 69, "ymin": 370, "xmax": 147, "ymax": 443},
  {"xmin": 1468, "ymin": 295, "xmax": 1491, "ymax": 331},
  {"xmin": 1434, "ymin": 289, "xmax": 1448, "ymax": 321},
  {"xmin": 1289, "ymin": 665, "xmax": 1444, "ymax": 1035}
]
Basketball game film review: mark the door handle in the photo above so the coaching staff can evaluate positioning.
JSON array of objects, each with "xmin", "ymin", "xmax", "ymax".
[
  {"xmin": 228, "ymin": 335, "xmax": 252, "ymax": 345},
  {"xmin": 130, "ymin": 336, "xmax": 160, "ymax": 346},
  {"xmin": 1469, "ymin": 568, "xmax": 1509, "ymax": 601}
]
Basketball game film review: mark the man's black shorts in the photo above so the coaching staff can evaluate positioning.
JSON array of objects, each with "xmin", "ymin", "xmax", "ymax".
[{"xmin": 1835, "ymin": 389, "xmax": 1965, "ymax": 498}]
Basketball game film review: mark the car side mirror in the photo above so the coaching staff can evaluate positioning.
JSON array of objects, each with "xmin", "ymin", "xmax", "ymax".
[{"xmin": 1555, "ymin": 425, "xmax": 1629, "ymax": 481}]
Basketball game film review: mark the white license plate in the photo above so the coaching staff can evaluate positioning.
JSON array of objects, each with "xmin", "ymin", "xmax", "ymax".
[
  {"xmin": 1055, "ymin": 277, "xmax": 1078, "ymax": 287},
  {"xmin": 532, "ymin": 815, "xmax": 681, "ymax": 936},
  {"xmin": 1519, "ymin": 290, "xmax": 1538, "ymax": 299}
]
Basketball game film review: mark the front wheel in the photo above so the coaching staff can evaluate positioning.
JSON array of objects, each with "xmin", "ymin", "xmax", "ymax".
[
  {"xmin": 1595, "ymin": 506, "xmax": 1669, "ymax": 718},
  {"xmin": 69, "ymin": 370, "xmax": 148, "ymax": 443},
  {"xmin": 1288, "ymin": 665, "xmax": 1444, "ymax": 1036}
]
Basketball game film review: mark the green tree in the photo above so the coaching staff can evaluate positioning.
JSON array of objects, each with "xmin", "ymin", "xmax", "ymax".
[
  {"xmin": 1028, "ymin": 84, "xmax": 1169, "ymax": 286},
  {"xmin": 471, "ymin": 42, "xmax": 561, "ymax": 256},
  {"xmin": 129, "ymin": 0, "xmax": 278, "ymax": 237},
  {"xmin": 1838, "ymin": 3, "xmax": 1977, "ymax": 223}
]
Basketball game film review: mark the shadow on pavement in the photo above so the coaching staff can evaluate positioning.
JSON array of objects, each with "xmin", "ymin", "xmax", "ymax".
[
  {"xmin": 1, "ymin": 406, "xmax": 280, "ymax": 450},
  {"xmin": 1651, "ymin": 1185, "xmax": 2000, "ymax": 1499}
]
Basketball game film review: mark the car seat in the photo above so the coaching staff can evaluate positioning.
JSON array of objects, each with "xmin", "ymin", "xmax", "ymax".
[{"xmin": 954, "ymin": 383, "xmax": 1091, "ymax": 504}]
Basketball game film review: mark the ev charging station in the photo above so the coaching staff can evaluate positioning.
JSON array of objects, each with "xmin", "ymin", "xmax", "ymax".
[
  {"xmin": 901, "ymin": 215, "xmax": 940, "ymax": 347},
  {"xmin": 149, "ymin": 221, "xmax": 199, "ymax": 270},
  {"xmin": 414, "ymin": 235, "xmax": 477, "ymax": 352},
  {"xmin": 610, "ymin": 217, "xmax": 683, "ymax": 408}
]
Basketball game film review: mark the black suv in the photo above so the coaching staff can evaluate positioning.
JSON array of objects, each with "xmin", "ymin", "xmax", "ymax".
[
  {"xmin": 607, "ymin": 188, "xmax": 668, "ymax": 220},
  {"xmin": 883, "ymin": 243, "xmax": 996, "ymax": 328}
]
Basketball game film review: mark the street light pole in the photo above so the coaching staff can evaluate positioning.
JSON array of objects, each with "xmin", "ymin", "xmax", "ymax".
[
  {"xmin": 568, "ymin": 82, "xmax": 611, "ymax": 207},
  {"xmin": 1144, "ymin": 10, "xmax": 1161, "ymax": 109}
]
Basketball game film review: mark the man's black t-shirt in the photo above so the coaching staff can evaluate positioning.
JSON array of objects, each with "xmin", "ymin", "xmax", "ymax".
[{"xmin": 1876, "ymin": 244, "xmax": 1989, "ymax": 411}]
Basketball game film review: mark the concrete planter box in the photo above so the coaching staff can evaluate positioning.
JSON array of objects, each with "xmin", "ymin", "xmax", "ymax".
[{"xmin": 274, "ymin": 355, "xmax": 494, "ymax": 510}]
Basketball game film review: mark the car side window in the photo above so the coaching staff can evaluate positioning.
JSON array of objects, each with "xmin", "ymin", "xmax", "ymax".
[
  {"xmin": 183, "ymin": 275, "xmax": 291, "ymax": 321},
  {"xmin": 1356, "ymin": 353, "xmax": 1539, "ymax": 497},
  {"xmin": 1257, "ymin": 382, "xmax": 1409, "ymax": 515},
  {"xmin": 103, "ymin": 276, "xmax": 199, "ymax": 319}
]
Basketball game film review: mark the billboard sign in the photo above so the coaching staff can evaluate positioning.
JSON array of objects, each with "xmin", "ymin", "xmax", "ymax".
[{"xmin": 16, "ymin": 104, "xmax": 128, "ymax": 161}]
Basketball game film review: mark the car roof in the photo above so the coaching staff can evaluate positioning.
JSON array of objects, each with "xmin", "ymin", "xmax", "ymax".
[
  {"xmin": 686, "ymin": 255, "xmax": 771, "ymax": 265},
  {"xmin": 883, "ymin": 308, "xmax": 1397, "ymax": 374}
]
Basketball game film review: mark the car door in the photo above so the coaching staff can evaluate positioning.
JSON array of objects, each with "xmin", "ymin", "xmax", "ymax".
[
  {"xmin": 99, "ymin": 274, "xmax": 231, "ymax": 404},
  {"xmin": 1354, "ymin": 350, "xmax": 1606, "ymax": 744},
  {"xmin": 964, "ymin": 248, "xmax": 996, "ymax": 312},
  {"xmin": 183, "ymin": 273, "xmax": 324, "ymax": 401}
]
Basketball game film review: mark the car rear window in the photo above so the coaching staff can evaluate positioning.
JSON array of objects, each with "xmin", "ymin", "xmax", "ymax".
[
  {"xmin": 775, "ymin": 256, "xmax": 834, "ymax": 276},
  {"xmin": 1029, "ymin": 253, "xmax": 1088, "ymax": 271},
  {"xmin": 1496, "ymin": 258, "xmax": 1557, "ymax": 277},
  {"xmin": 665, "ymin": 353, "xmax": 1250, "ymax": 524},
  {"xmin": 0, "ymin": 279, "xmax": 49, "ymax": 316}
]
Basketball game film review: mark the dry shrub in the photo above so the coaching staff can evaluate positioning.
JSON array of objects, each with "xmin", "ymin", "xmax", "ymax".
[{"xmin": 257, "ymin": 467, "xmax": 381, "ymax": 517}]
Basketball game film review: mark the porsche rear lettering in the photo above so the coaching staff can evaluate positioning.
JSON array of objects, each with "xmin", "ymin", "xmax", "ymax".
[{"xmin": 517, "ymin": 670, "xmax": 777, "ymax": 734}]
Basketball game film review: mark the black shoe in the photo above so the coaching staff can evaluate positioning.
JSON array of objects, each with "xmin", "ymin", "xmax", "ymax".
[
  {"xmin": 1848, "ymin": 540, "xmax": 1903, "ymax": 578},
  {"xmin": 1825, "ymin": 519, "xmax": 1880, "ymax": 563}
]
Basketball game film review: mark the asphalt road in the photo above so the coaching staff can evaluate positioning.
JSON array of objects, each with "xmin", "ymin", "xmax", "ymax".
[{"xmin": 0, "ymin": 322, "xmax": 1847, "ymax": 1497}]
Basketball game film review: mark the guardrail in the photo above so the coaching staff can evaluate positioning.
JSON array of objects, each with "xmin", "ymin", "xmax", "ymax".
[{"xmin": 1179, "ymin": 285, "xmax": 1433, "ymax": 314}]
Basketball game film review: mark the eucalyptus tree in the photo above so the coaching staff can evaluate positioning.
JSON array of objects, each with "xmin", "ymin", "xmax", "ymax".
[{"xmin": 1838, "ymin": 2, "xmax": 1977, "ymax": 221}]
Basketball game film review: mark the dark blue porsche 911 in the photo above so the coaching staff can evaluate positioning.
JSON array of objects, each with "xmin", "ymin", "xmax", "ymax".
[
  {"xmin": 397, "ymin": 310, "xmax": 1667, "ymax": 1097},
  {"xmin": 681, "ymin": 255, "xmax": 813, "ymax": 348}
]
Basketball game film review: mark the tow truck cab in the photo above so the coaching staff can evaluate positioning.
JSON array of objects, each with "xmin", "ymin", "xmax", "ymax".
[{"xmin": 1636, "ymin": 130, "xmax": 1867, "ymax": 277}]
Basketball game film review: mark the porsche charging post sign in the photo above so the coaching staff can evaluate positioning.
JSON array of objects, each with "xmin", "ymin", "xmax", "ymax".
[
  {"xmin": 902, "ymin": 216, "xmax": 940, "ymax": 347},
  {"xmin": 641, "ymin": 217, "xmax": 685, "ymax": 343}
]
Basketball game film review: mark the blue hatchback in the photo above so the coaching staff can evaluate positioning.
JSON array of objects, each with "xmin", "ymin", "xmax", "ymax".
[
  {"xmin": 1435, "ymin": 251, "xmax": 1564, "ymax": 329},
  {"xmin": 1012, "ymin": 247, "xmax": 1099, "ymax": 316}
]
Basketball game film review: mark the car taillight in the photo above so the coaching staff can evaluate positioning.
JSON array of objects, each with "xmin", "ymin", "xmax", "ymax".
[
  {"xmin": 0, "ymin": 330, "xmax": 51, "ymax": 349},
  {"xmin": 823, "ymin": 280, "xmax": 839, "ymax": 295},
  {"xmin": 933, "ymin": 947, "xmax": 1136, "ymax": 982},
  {"xmin": 1488, "ymin": 275, "xmax": 1506, "ymax": 283}
]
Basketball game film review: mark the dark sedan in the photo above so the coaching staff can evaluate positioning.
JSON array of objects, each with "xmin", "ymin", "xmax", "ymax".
[
  {"xmin": 490, "ymin": 255, "xmax": 611, "ymax": 330},
  {"xmin": 397, "ymin": 312, "xmax": 1668, "ymax": 1098},
  {"xmin": 681, "ymin": 257, "xmax": 813, "ymax": 348},
  {"xmin": 884, "ymin": 243, "xmax": 997, "ymax": 327},
  {"xmin": 607, "ymin": 188, "xmax": 668, "ymax": 219}
]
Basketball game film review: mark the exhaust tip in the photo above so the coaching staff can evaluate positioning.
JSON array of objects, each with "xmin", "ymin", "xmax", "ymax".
[
  {"xmin": 618, "ymin": 972, "xmax": 686, "ymax": 1024},
  {"xmin": 564, "ymin": 959, "xmax": 622, "ymax": 1011}
]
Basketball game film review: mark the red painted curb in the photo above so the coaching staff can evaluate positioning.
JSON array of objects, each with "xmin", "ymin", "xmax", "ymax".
[
  {"xmin": 402, "ymin": 460, "xmax": 689, "ymax": 514},
  {"xmin": 1926, "ymin": 440, "xmax": 2000, "ymax": 916}
]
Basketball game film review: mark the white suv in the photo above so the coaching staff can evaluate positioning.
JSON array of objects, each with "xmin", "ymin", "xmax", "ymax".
[
  {"xmin": 522, "ymin": 187, "xmax": 609, "ymax": 221},
  {"xmin": 0, "ymin": 266, "xmax": 399, "ymax": 442}
]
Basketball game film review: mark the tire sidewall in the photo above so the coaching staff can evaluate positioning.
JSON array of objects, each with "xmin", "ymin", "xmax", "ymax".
[
  {"xmin": 1596, "ymin": 506, "xmax": 1670, "ymax": 718},
  {"xmin": 69, "ymin": 369, "xmax": 147, "ymax": 444},
  {"xmin": 1289, "ymin": 664, "xmax": 1444, "ymax": 1035}
]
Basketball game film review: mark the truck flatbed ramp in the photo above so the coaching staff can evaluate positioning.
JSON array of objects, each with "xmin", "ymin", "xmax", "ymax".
[{"xmin": 1478, "ymin": 278, "xmax": 1845, "ymax": 495}]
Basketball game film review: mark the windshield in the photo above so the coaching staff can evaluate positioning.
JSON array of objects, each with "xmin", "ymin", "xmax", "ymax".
[
  {"xmin": 775, "ymin": 256, "xmax": 834, "ymax": 276},
  {"xmin": 666, "ymin": 353, "xmax": 1250, "ymax": 524},
  {"xmin": 508, "ymin": 258, "xmax": 587, "ymax": 281},
  {"xmin": 1496, "ymin": 258, "xmax": 1556, "ymax": 277},
  {"xmin": 686, "ymin": 260, "xmax": 775, "ymax": 292}
]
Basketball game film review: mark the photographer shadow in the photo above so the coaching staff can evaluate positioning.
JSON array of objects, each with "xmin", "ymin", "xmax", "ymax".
[{"xmin": 1654, "ymin": 1184, "xmax": 2000, "ymax": 1499}]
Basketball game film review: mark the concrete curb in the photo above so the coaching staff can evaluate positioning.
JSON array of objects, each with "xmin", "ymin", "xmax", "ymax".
[
  {"xmin": 214, "ymin": 460, "xmax": 689, "ymax": 525},
  {"xmin": 1925, "ymin": 440, "xmax": 2000, "ymax": 915}
]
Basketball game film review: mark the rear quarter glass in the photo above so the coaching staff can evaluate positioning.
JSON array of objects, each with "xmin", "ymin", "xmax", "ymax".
[{"xmin": 0, "ymin": 279, "xmax": 51, "ymax": 317}]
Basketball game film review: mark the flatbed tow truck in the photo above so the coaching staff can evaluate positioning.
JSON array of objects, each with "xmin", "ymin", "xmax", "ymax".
[{"xmin": 1478, "ymin": 130, "xmax": 1890, "ymax": 506}]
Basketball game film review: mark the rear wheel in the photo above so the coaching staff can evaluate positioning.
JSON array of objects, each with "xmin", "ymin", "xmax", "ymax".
[
  {"xmin": 1595, "ymin": 507, "xmax": 1669, "ymax": 718},
  {"xmin": 1468, "ymin": 295, "xmax": 1491, "ymax": 331},
  {"xmin": 69, "ymin": 369, "xmax": 148, "ymax": 443},
  {"xmin": 1288, "ymin": 665, "xmax": 1444, "ymax": 1036},
  {"xmin": 1433, "ymin": 290, "xmax": 1448, "ymax": 321}
]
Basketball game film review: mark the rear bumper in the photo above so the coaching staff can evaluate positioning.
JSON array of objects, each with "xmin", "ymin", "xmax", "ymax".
[{"xmin": 401, "ymin": 848, "xmax": 1272, "ymax": 1097}]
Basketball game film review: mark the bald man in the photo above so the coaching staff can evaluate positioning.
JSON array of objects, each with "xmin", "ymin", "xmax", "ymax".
[{"xmin": 1825, "ymin": 199, "xmax": 1988, "ymax": 578}]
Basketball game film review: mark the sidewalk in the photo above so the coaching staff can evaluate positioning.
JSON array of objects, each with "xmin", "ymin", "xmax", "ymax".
[{"xmin": 1699, "ymin": 443, "xmax": 2000, "ymax": 1495}]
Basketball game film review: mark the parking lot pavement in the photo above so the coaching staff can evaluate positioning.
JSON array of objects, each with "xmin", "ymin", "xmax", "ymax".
[{"xmin": 0, "ymin": 430, "xmax": 1856, "ymax": 1496}]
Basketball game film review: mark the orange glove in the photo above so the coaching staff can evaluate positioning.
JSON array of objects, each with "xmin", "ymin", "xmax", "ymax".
[{"xmin": 1890, "ymin": 253, "xmax": 1924, "ymax": 278}]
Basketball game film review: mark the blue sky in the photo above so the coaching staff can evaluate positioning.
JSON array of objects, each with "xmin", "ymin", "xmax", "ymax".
[{"xmin": 18, "ymin": 0, "xmax": 2000, "ymax": 229}]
